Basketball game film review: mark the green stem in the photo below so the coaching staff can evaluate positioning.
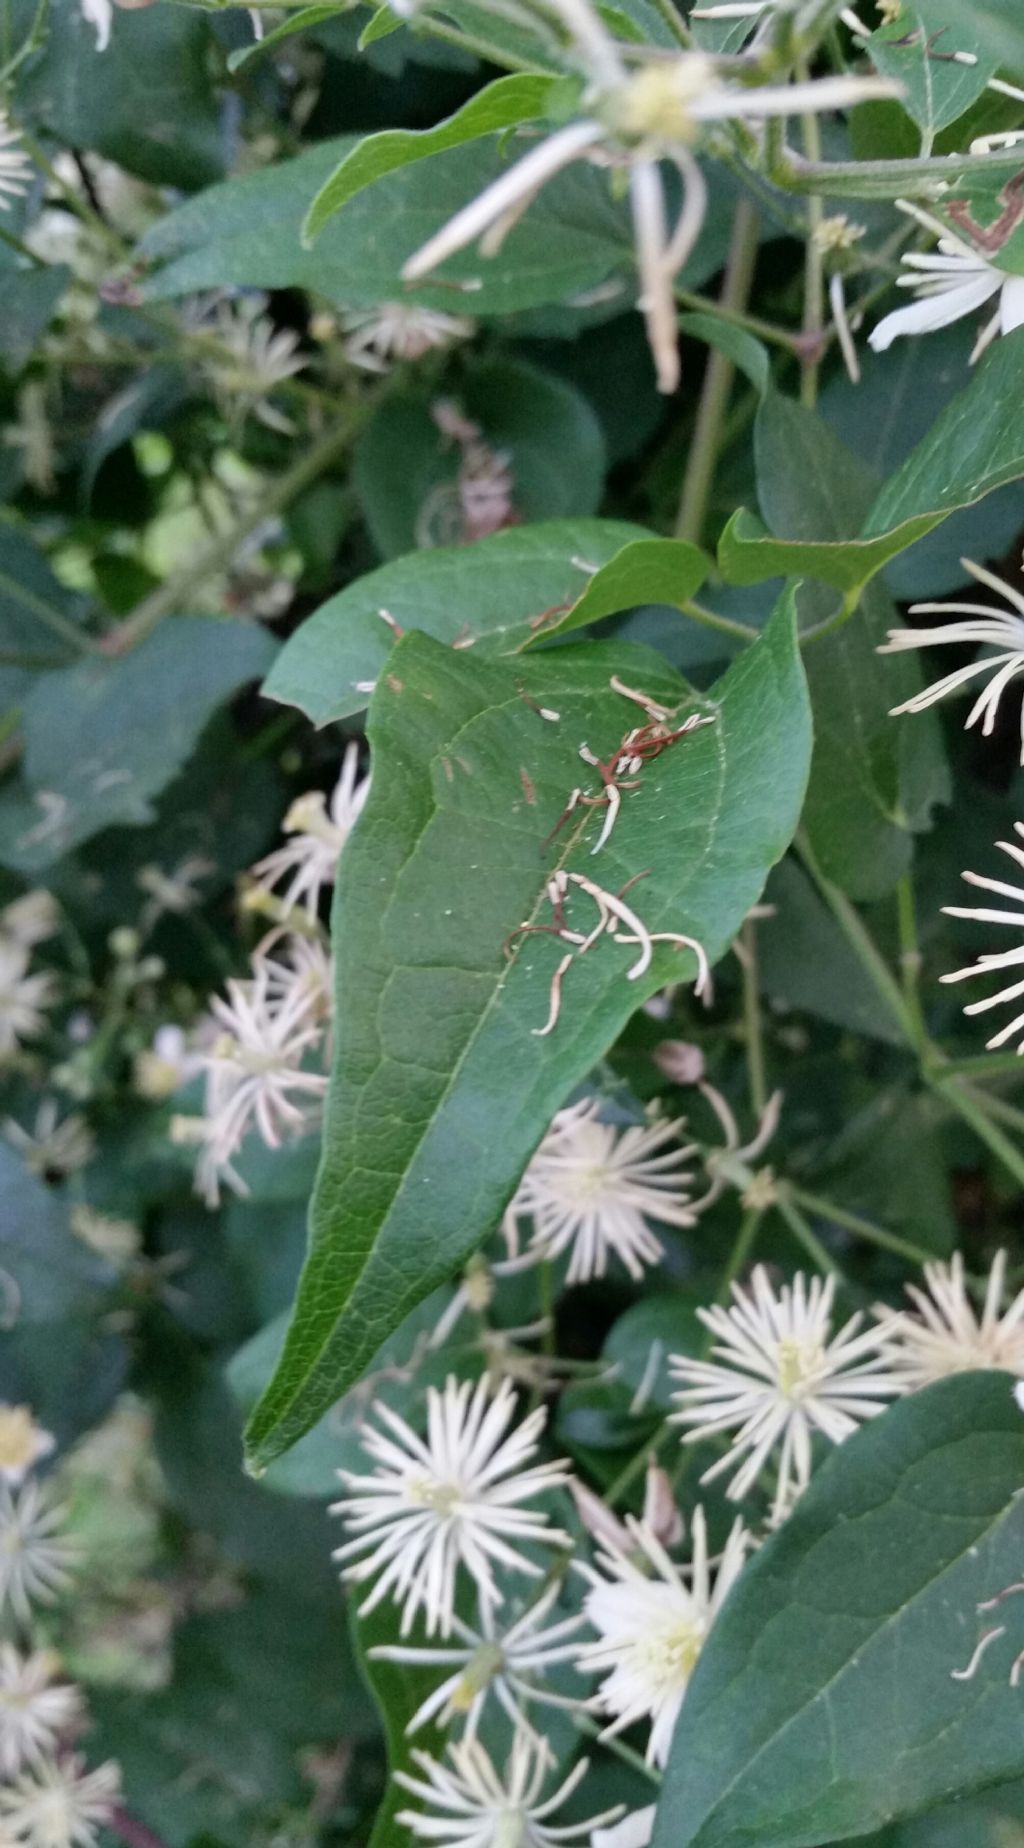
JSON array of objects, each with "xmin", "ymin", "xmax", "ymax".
[
  {"xmin": 716, "ymin": 1205, "xmax": 764, "ymax": 1301},
  {"xmin": 678, "ymin": 598, "xmax": 759, "ymax": 644},
  {"xmin": 774, "ymin": 1191, "xmax": 841, "ymax": 1275},
  {"xmin": 740, "ymin": 915, "xmax": 767, "ymax": 1117},
  {"xmin": 961, "ymin": 1088, "xmax": 1024, "ymax": 1139},
  {"xmin": 798, "ymin": 586, "xmax": 862, "ymax": 647},
  {"xmin": 572, "ymin": 1713, "xmax": 662, "ymax": 1786},
  {"xmin": 675, "ymin": 198, "xmax": 760, "ymax": 544},
  {"xmin": 798, "ymin": 66, "xmax": 825, "ymax": 410},
  {"xmin": 797, "ymin": 833, "xmax": 914, "ymax": 1046},
  {"xmin": 646, "ymin": 0, "xmax": 691, "ymax": 47},
  {"xmin": 930, "ymin": 1051, "xmax": 1024, "ymax": 1082},
  {"xmin": 769, "ymin": 143, "xmax": 1024, "ymax": 199},
  {"xmin": 674, "ymin": 286, "xmax": 800, "ymax": 353},
  {"xmin": 105, "ymin": 412, "xmax": 362, "ymax": 654},
  {"xmin": 0, "ymin": 565, "xmax": 97, "ymax": 656},
  {"xmin": 933, "ymin": 1079, "xmax": 1024, "ymax": 1193},
  {"xmin": 895, "ymin": 873, "xmax": 928, "ymax": 1054},
  {"xmin": 788, "ymin": 1186, "xmax": 934, "ymax": 1268}
]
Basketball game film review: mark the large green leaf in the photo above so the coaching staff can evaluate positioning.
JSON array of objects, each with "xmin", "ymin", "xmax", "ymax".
[
  {"xmin": 913, "ymin": 0, "xmax": 1024, "ymax": 75},
  {"xmin": 141, "ymin": 135, "xmax": 635, "ymax": 318},
  {"xmin": 0, "ymin": 619, "xmax": 276, "ymax": 872},
  {"xmin": 751, "ymin": 395, "xmax": 948, "ymax": 899},
  {"xmin": 245, "ymin": 598, "xmax": 811, "ymax": 1468},
  {"xmin": 653, "ymin": 1372, "xmax": 1024, "ymax": 1848},
  {"xmin": 720, "ymin": 331, "xmax": 1024, "ymax": 598},
  {"xmin": 302, "ymin": 75, "xmax": 558, "ymax": 242},
  {"xmin": 15, "ymin": 0, "xmax": 223, "ymax": 189},
  {"xmin": 262, "ymin": 519, "xmax": 649, "ymax": 725}
]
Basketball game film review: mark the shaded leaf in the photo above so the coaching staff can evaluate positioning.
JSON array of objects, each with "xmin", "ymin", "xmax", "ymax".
[
  {"xmin": 353, "ymin": 359, "xmax": 607, "ymax": 559},
  {"xmin": 16, "ymin": 0, "xmax": 223, "ymax": 188},
  {"xmin": 720, "ymin": 332, "xmax": 1024, "ymax": 597},
  {"xmin": 245, "ymin": 598, "xmax": 811, "ymax": 1468},
  {"xmin": 654, "ymin": 1373, "xmax": 1024, "ymax": 1848},
  {"xmin": 0, "ymin": 266, "xmax": 71, "ymax": 375},
  {"xmin": 0, "ymin": 619, "xmax": 276, "ymax": 872},
  {"xmin": 752, "ymin": 395, "xmax": 948, "ymax": 898}
]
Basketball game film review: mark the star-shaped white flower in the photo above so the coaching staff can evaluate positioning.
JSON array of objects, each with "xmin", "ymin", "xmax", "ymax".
[
  {"xmin": 878, "ymin": 559, "xmax": 1024, "ymax": 762},
  {"xmin": 670, "ymin": 1266, "xmax": 901, "ymax": 1522},
  {"xmin": 0, "ymin": 938, "xmax": 55, "ymax": 1059},
  {"xmin": 878, "ymin": 1251, "xmax": 1024, "ymax": 1389},
  {"xmin": 940, "ymin": 822, "xmax": 1024, "ymax": 1050},
  {"xmin": 576, "ymin": 1507, "xmax": 749, "ymax": 1766},
  {"xmin": 0, "ymin": 116, "xmax": 30, "ymax": 210},
  {"xmin": 397, "ymin": 6, "xmax": 897, "ymax": 394},
  {"xmin": 368, "ymin": 1580, "xmax": 586, "ymax": 1742},
  {"xmin": 869, "ymin": 200, "xmax": 1024, "ymax": 361},
  {"xmin": 0, "ymin": 1754, "xmax": 120, "ymax": 1848},
  {"xmin": 250, "ymin": 742, "xmax": 369, "ymax": 921},
  {"xmin": 395, "ymin": 1732, "xmax": 623, "ymax": 1848},
  {"xmin": 0, "ymin": 1481, "xmax": 76, "ymax": 1625},
  {"xmin": 183, "ymin": 953, "xmax": 329, "ymax": 1203},
  {"xmin": 504, "ymin": 1100, "xmax": 698, "ymax": 1285},
  {"xmin": 331, "ymin": 1376, "xmax": 570, "ymax": 1637},
  {"xmin": 0, "ymin": 1646, "xmax": 82, "ymax": 1778},
  {"xmin": 340, "ymin": 303, "xmax": 475, "ymax": 372}
]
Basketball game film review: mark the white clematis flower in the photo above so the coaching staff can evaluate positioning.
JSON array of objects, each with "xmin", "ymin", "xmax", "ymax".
[
  {"xmin": 869, "ymin": 200, "xmax": 1024, "ymax": 361},
  {"xmin": 577, "ymin": 1508, "xmax": 749, "ymax": 1766},
  {"xmin": 670, "ymin": 1266, "xmax": 901, "ymax": 1522},
  {"xmin": 940, "ymin": 823, "xmax": 1024, "ymax": 1051},
  {"xmin": 878, "ymin": 560, "xmax": 1024, "ymax": 763},
  {"xmin": 331, "ymin": 1375, "xmax": 570, "ymax": 1637}
]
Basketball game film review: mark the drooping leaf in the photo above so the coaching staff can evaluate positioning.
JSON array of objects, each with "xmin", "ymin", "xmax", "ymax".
[
  {"xmin": 720, "ymin": 331, "xmax": 1024, "ymax": 598},
  {"xmin": 819, "ymin": 321, "xmax": 1024, "ymax": 600},
  {"xmin": 262, "ymin": 519, "xmax": 649, "ymax": 725},
  {"xmin": 0, "ymin": 619, "xmax": 276, "ymax": 872},
  {"xmin": 531, "ymin": 537, "xmax": 711, "ymax": 644},
  {"xmin": 141, "ymin": 135, "xmax": 635, "ymax": 318},
  {"xmin": 302, "ymin": 75, "xmax": 559, "ymax": 242},
  {"xmin": 654, "ymin": 1372, "xmax": 1024, "ymax": 1848},
  {"xmin": 245, "ymin": 597, "xmax": 811, "ymax": 1469}
]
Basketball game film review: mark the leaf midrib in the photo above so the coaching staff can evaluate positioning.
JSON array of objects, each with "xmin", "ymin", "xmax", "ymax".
[
  {"xmin": 263, "ymin": 665, "xmax": 726, "ymax": 1440},
  {"xmin": 679, "ymin": 1470, "xmax": 1021, "ymax": 1847}
]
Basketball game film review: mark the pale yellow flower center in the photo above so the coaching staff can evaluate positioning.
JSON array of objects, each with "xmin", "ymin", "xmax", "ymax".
[
  {"xmin": 408, "ymin": 1475, "xmax": 462, "ymax": 1518},
  {"xmin": 449, "ymin": 1642, "xmax": 504, "ymax": 1710},
  {"xmin": 631, "ymin": 1615, "xmax": 704, "ymax": 1693},
  {"xmin": 605, "ymin": 55, "xmax": 715, "ymax": 145},
  {"xmin": 776, "ymin": 1336, "xmax": 824, "ymax": 1400},
  {"xmin": 0, "ymin": 1405, "xmax": 43, "ymax": 1474}
]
